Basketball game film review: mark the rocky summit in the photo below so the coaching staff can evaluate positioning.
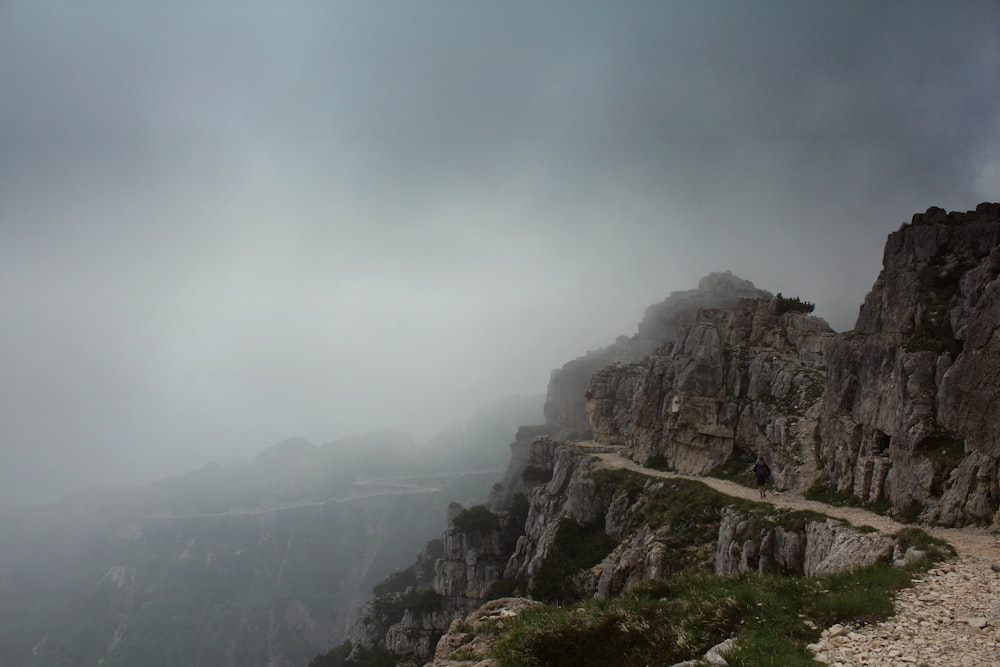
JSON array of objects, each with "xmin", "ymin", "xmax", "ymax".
[{"xmin": 311, "ymin": 202, "xmax": 1000, "ymax": 667}]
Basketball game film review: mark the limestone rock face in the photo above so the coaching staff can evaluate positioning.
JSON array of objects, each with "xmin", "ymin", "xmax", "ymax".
[
  {"xmin": 434, "ymin": 518, "xmax": 504, "ymax": 605},
  {"xmin": 587, "ymin": 298, "xmax": 833, "ymax": 491},
  {"xmin": 584, "ymin": 202, "xmax": 1000, "ymax": 525},
  {"xmin": 594, "ymin": 525, "xmax": 674, "ymax": 598},
  {"xmin": 544, "ymin": 272, "xmax": 770, "ymax": 438},
  {"xmin": 504, "ymin": 441, "xmax": 612, "ymax": 584},
  {"xmin": 385, "ymin": 608, "xmax": 464, "ymax": 665},
  {"xmin": 426, "ymin": 597, "xmax": 542, "ymax": 667},
  {"xmin": 714, "ymin": 508, "xmax": 894, "ymax": 576},
  {"xmin": 486, "ymin": 426, "xmax": 555, "ymax": 511},
  {"xmin": 821, "ymin": 203, "xmax": 1000, "ymax": 525}
]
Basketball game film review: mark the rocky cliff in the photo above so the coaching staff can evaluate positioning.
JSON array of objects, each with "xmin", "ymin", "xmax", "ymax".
[
  {"xmin": 822, "ymin": 202, "xmax": 1000, "ymax": 526},
  {"xmin": 586, "ymin": 298, "xmax": 833, "ymax": 490},
  {"xmin": 584, "ymin": 202, "xmax": 1000, "ymax": 525},
  {"xmin": 543, "ymin": 272, "xmax": 771, "ymax": 439},
  {"xmin": 318, "ymin": 202, "xmax": 1000, "ymax": 667},
  {"xmin": 335, "ymin": 437, "xmax": 904, "ymax": 667}
]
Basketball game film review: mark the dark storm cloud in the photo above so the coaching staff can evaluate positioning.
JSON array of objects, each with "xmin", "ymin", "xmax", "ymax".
[{"xmin": 1, "ymin": 1, "xmax": 997, "ymax": 510}]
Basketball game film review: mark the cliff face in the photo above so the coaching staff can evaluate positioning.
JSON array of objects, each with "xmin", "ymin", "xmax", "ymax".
[
  {"xmin": 822, "ymin": 202, "xmax": 1000, "ymax": 526},
  {"xmin": 587, "ymin": 299, "xmax": 833, "ymax": 490},
  {"xmin": 543, "ymin": 272, "xmax": 771, "ymax": 439},
  {"xmin": 584, "ymin": 203, "xmax": 1000, "ymax": 525}
]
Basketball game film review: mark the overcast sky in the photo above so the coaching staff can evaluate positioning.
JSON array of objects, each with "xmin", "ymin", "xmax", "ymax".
[{"xmin": 1, "ymin": 1, "xmax": 997, "ymax": 510}]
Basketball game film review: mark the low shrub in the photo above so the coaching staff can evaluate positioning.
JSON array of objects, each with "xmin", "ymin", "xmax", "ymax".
[
  {"xmin": 894, "ymin": 527, "xmax": 956, "ymax": 565},
  {"xmin": 775, "ymin": 293, "xmax": 816, "ymax": 315},
  {"xmin": 707, "ymin": 449, "xmax": 757, "ymax": 489},
  {"xmin": 644, "ymin": 454, "xmax": 673, "ymax": 471},
  {"xmin": 805, "ymin": 479, "xmax": 892, "ymax": 517},
  {"xmin": 371, "ymin": 587, "xmax": 443, "ymax": 625},
  {"xmin": 372, "ymin": 566, "xmax": 418, "ymax": 596},
  {"xmin": 530, "ymin": 518, "xmax": 616, "ymax": 602},
  {"xmin": 485, "ymin": 577, "xmax": 524, "ymax": 600},
  {"xmin": 308, "ymin": 641, "xmax": 399, "ymax": 667},
  {"xmin": 452, "ymin": 505, "xmax": 501, "ymax": 533},
  {"xmin": 521, "ymin": 465, "xmax": 553, "ymax": 483}
]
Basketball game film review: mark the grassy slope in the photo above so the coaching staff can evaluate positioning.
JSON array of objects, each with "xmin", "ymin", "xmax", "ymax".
[{"xmin": 487, "ymin": 470, "xmax": 953, "ymax": 666}]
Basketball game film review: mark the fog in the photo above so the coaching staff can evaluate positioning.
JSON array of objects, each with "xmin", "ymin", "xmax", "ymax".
[{"xmin": 1, "ymin": 1, "xmax": 997, "ymax": 511}]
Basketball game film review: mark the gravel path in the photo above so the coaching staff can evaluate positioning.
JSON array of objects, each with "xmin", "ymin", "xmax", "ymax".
[{"xmin": 589, "ymin": 448, "xmax": 1000, "ymax": 666}]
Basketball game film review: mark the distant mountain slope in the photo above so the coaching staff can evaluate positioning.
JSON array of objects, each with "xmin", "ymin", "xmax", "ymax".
[{"xmin": 0, "ymin": 395, "xmax": 542, "ymax": 667}]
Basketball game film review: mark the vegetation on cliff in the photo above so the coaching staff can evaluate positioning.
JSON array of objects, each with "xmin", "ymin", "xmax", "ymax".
[
  {"xmin": 774, "ymin": 292, "xmax": 816, "ymax": 314},
  {"xmin": 484, "ymin": 511, "xmax": 952, "ymax": 667}
]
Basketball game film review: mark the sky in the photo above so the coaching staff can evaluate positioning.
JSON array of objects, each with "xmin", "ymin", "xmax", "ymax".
[{"xmin": 1, "ymin": 0, "xmax": 997, "ymax": 510}]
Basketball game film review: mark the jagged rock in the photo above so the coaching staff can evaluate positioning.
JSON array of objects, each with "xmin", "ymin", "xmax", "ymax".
[
  {"xmin": 595, "ymin": 525, "xmax": 669, "ymax": 598},
  {"xmin": 434, "ymin": 519, "xmax": 503, "ymax": 602},
  {"xmin": 892, "ymin": 545, "xmax": 927, "ymax": 568},
  {"xmin": 670, "ymin": 638, "xmax": 736, "ymax": 666},
  {"xmin": 822, "ymin": 203, "xmax": 1000, "ymax": 525},
  {"xmin": 545, "ymin": 272, "xmax": 770, "ymax": 438},
  {"xmin": 486, "ymin": 424, "xmax": 553, "ymax": 510},
  {"xmin": 803, "ymin": 519, "xmax": 894, "ymax": 575},
  {"xmin": 715, "ymin": 508, "xmax": 893, "ymax": 576},
  {"xmin": 385, "ymin": 608, "xmax": 464, "ymax": 665},
  {"xmin": 504, "ymin": 440, "xmax": 610, "ymax": 584},
  {"xmin": 425, "ymin": 597, "xmax": 543, "ymax": 667},
  {"xmin": 825, "ymin": 623, "xmax": 849, "ymax": 638},
  {"xmin": 587, "ymin": 298, "xmax": 832, "ymax": 491}
]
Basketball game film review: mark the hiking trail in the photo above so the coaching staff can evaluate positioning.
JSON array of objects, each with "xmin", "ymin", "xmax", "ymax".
[{"xmin": 586, "ymin": 445, "xmax": 1000, "ymax": 666}]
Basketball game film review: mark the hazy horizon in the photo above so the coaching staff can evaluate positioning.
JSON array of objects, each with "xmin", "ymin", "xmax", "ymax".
[{"xmin": 2, "ymin": 1, "xmax": 997, "ymax": 511}]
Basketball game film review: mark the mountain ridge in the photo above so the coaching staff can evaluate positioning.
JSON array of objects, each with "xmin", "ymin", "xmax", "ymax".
[{"xmin": 320, "ymin": 201, "xmax": 1000, "ymax": 667}]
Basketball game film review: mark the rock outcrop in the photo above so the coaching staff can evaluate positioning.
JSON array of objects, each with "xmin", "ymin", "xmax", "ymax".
[
  {"xmin": 584, "ymin": 203, "xmax": 1000, "ymax": 525},
  {"xmin": 821, "ymin": 202, "xmax": 1000, "ymax": 526},
  {"xmin": 544, "ymin": 272, "xmax": 771, "ymax": 438},
  {"xmin": 587, "ymin": 298, "xmax": 833, "ymax": 491},
  {"xmin": 426, "ymin": 597, "xmax": 542, "ymax": 667},
  {"xmin": 714, "ymin": 507, "xmax": 894, "ymax": 576},
  {"xmin": 346, "ymin": 438, "xmax": 908, "ymax": 665}
]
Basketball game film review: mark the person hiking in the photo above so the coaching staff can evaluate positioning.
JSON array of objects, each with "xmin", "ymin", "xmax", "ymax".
[{"xmin": 753, "ymin": 457, "xmax": 771, "ymax": 498}]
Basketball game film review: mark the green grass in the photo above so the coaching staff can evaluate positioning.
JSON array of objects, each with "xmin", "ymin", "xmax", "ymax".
[
  {"xmin": 490, "ymin": 560, "xmax": 930, "ymax": 667},
  {"xmin": 485, "ymin": 465, "xmax": 957, "ymax": 666},
  {"xmin": 707, "ymin": 449, "xmax": 758, "ymax": 489},
  {"xmin": 805, "ymin": 479, "xmax": 893, "ymax": 517},
  {"xmin": 370, "ymin": 587, "xmax": 443, "ymax": 625},
  {"xmin": 894, "ymin": 526, "xmax": 956, "ymax": 564},
  {"xmin": 914, "ymin": 432, "xmax": 966, "ymax": 470},
  {"xmin": 644, "ymin": 454, "xmax": 674, "ymax": 472}
]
